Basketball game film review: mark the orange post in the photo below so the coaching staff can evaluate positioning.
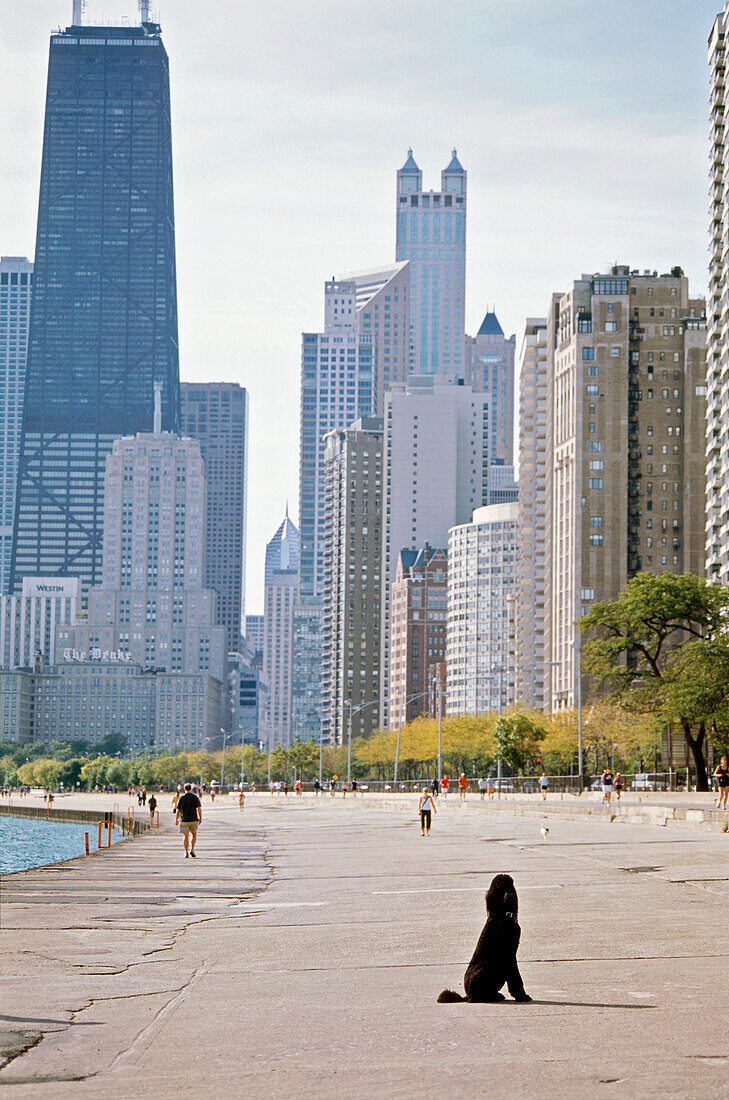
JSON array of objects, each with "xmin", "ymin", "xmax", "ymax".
[
  {"xmin": 84, "ymin": 832, "xmax": 90, "ymax": 855},
  {"xmin": 98, "ymin": 820, "xmax": 103, "ymax": 849}
]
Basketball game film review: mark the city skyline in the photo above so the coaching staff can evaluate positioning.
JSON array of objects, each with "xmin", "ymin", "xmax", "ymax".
[{"xmin": 0, "ymin": 0, "xmax": 722, "ymax": 611}]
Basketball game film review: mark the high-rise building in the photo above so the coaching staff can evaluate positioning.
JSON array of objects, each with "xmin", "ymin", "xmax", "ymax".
[
  {"xmin": 389, "ymin": 545, "xmax": 447, "ymax": 730},
  {"xmin": 395, "ymin": 149, "xmax": 466, "ymax": 378},
  {"xmin": 0, "ymin": 258, "xmax": 32, "ymax": 595},
  {"xmin": 515, "ymin": 319, "xmax": 549, "ymax": 710},
  {"xmin": 181, "ymin": 383, "xmax": 249, "ymax": 652},
  {"xmin": 708, "ymin": 8, "xmax": 729, "ymax": 582},
  {"xmin": 380, "ymin": 377, "xmax": 489, "ymax": 724},
  {"xmin": 447, "ymin": 504, "xmax": 517, "ymax": 717},
  {"xmin": 299, "ymin": 279, "xmax": 374, "ymax": 596},
  {"xmin": 0, "ymin": 577, "xmax": 79, "ymax": 671},
  {"xmin": 244, "ymin": 614, "xmax": 265, "ymax": 660},
  {"xmin": 11, "ymin": 17, "xmax": 180, "ymax": 594},
  {"xmin": 263, "ymin": 512, "xmax": 299, "ymax": 747},
  {"xmin": 488, "ymin": 460, "xmax": 518, "ymax": 505},
  {"xmin": 58, "ymin": 427, "xmax": 226, "ymax": 751},
  {"xmin": 291, "ymin": 595, "xmax": 324, "ymax": 743},
  {"xmin": 228, "ymin": 652, "xmax": 269, "ymax": 747},
  {"xmin": 322, "ymin": 418, "xmax": 384, "ymax": 744},
  {"xmin": 466, "ymin": 311, "xmax": 516, "ymax": 465},
  {"xmin": 545, "ymin": 266, "xmax": 706, "ymax": 710},
  {"xmin": 342, "ymin": 262, "xmax": 412, "ymax": 414}
]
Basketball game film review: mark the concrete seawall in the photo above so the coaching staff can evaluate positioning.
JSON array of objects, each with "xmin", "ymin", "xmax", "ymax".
[
  {"xmin": 345, "ymin": 791, "xmax": 729, "ymax": 834},
  {"xmin": 0, "ymin": 803, "xmax": 149, "ymax": 836}
]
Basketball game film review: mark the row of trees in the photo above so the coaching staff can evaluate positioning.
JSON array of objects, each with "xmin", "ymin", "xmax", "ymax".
[
  {"xmin": 2, "ymin": 573, "xmax": 725, "ymax": 791},
  {"xmin": 1, "ymin": 702, "xmax": 660, "ymax": 790}
]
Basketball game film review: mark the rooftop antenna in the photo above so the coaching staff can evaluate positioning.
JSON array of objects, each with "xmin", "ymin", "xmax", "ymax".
[
  {"xmin": 72, "ymin": 0, "xmax": 85, "ymax": 25},
  {"xmin": 139, "ymin": 0, "xmax": 150, "ymax": 22},
  {"xmin": 153, "ymin": 380, "xmax": 162, "ymax": 433}
]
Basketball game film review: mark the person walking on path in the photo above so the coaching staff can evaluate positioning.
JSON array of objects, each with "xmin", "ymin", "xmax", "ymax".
[
  {"xmin": 418, "ymin": 787, "xmax": 437, "ymax": 836},
  {"xmin": 238, "ymin": 788, "xmax": 245, "ymax": 811},
  {"xmin": 175, "ymin": 782, "xmax": 202, "ymax": 858},
  {"xmin": 601, "ymin": 767, "xmax": 615, "ymax": 805},
  {"xmin": 478, "ymin": 777, "xmax": 487, "ymax": 800},
  {"xmin": 148, "ymin": 794, "xmax": 157, "ymax": 826},
  {"xmin": 440, "ymin": 774, "xmax": 450, "ymax": 799},
  {"xmin": 431, "ymin": 778, "xmax": 439, "ymax": 798},
  {"xmin": 458, "ymin": 773, "xmax": 468, "ymax": 801},
  {"xmin": 614, "ymin": 773, "xmax": 624, "ymax": 801},
  {"xmin": 539, "ymin": 773, "xmax": 548, "ymax": 801},
  {"xmin": 714, "ymin": 756, "xmax": 729, "ymax": 809}
]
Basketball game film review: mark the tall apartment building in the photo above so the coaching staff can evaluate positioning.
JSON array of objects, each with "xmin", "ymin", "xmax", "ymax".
[
  {"xmin": 546, "ymin": 266, "xmax": 706, "ymax": 710},
  {"xmin": 447, "ymin": 504, "xmax": 517, "ymax": 717},
  {"xmin": 299, "ymin": 279, "xmax": 374, "ymax": 596},
  {"xmin": 396, "ymin": 150, "xmax": 467, "ymax": 378},
  {"xmin": 389, "ymin": 545, "xmax": 447, "ymax": 730},
  {"xmin": 708, "ymin": 7, "xmax": 729, "ymax": 582},
  {"xmin": 263, "ymin": 512, "xmax": 299, "ymax": 747},
  {"xmin": 466, "ymin": 311, "xmax": 516, "ymax": 465},
  {"xmin": 181, "ymin": 383, "xmax": 249, "ymax": 652},
  {"xmin": 291, "ymin": 595, "xmax": 324, "ymax": 743},
  {"xmin": 244, "ymin": 614, "xmax": 265, "ymax": 660},
  {"xmin": 322, "ymin": 418, "xmax": 383, "ymax": 744},
  {"xmin": 515, "ymin": 319, "xmax": 549, "ymax": 710},
  {"xmin": 380, "ymin": 377, "xmax": 489, "ymax": 725},
  {"xmin": 341, "ymin": 263, "xmax": 412, "ymax": 415},
  {"xmin": 58, "ymin": 426, "xmax": 226, "ymax": 750},
  {"xmin": 0, "ymin": 258, "xmax": 32, "ymax": 594},
  {"xmin": 489, "ymin": 460, "xmax": 518, "ymax": 505},
  {"xmin": 11, "ymin": 17, "xmax": 179, "ymax": 593}
]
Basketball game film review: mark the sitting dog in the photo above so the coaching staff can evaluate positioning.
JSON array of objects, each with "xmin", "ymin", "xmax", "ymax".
[{"xmin": 438, "ymin": 874, "xmax": 531, "ymax": 1003}]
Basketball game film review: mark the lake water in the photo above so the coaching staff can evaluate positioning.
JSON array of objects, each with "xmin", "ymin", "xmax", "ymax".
[{"xmin": 0, "ymin": 814, "xmax": 121, "ymax": 875}]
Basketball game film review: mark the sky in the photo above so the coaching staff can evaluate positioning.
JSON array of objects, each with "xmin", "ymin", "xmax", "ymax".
[{"xmin": 0, "ymin": 0, "xmax": 723, "ymax": 614}]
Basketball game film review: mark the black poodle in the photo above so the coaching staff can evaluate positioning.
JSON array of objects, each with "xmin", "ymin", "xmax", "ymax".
[{"xmin": 438, "ymin": 874, "xmax": 531, "ymax": 1003}]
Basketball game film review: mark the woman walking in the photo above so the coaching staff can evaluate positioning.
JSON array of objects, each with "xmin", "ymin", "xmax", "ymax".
[
  {"xmin": 418, "ymin": 787, "xmax": 437, "ymax": 836},
  {"xmin": 714, "ymin": 755, "xmax": 729, "ymax": 809}
]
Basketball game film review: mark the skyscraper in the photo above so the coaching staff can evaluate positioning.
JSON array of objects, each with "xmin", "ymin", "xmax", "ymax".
[
  {"xmin": 447, "ymin": 504, "xmax": 518, "ymax": 717},
  {"xmin": 59, "ymin": 425, "xmax": 226, "ymax": 752},
  {"xmin": 263, "ymin": 512, "xmax": 300, "ymax": 747},
  {"xmin": 708, "ymin": 7, "xmax": 729, "ymax": 582},
  {"xmin": 389, "ymin": 545, "xmax": 447, "ymax": 730},
  {"xmin": 466, "ymin": 311, "xmax": 516, "ymax": 465},
  {"xmin": 181, "ymin": 383, "xmax": 249, "ymax": 653},
  {"xmin": 11, "ymin": 16, "xmax": 180, "ymax": 594},
  {"xmin": 340, "ymin": 262, "xmax": 412, "ymax": 414},
  {"xmin": 322, "ymin": 418, "xmax": 384, "ymax": 744},
  {"xmin": 395, "ymin": 150, "xmax": 466, "ymax": 378},
  {"xmin": 299, "ymin": 278, "xmax": 374, "ymax": 596},
  {"xmin": 380, "ymin": 377, "xmax": 489, "ymax": 725},
  {"xmin": 515, "ymin": 319, "xmax": 549, "ymax": 711},
  {"xmin": 0, "ymin": 258, "xmax": 32, "ymax": 594},
  {"xmin": 544, "ymin": 266, "xmax": 706, "ymax": 710}
]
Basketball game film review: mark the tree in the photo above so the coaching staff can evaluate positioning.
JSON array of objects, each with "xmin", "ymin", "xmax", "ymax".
[
  {"xmin": 494, "ymin": 713, "xmax": 546, "ymax": 774},
  {"xmin": 581, "ymin": 573, "xmax": 729, "ymax": 790}
]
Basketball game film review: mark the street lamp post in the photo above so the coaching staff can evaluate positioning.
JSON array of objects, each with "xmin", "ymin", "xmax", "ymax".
[
  {"xmin": 434, "ymin": 672, "xmax": 444, "ymax": 785},
  {"xmin": 345, "ymin": 698, "xmax": 379, "ymax": 784},
  {"xmin": 490, "ymin": 666, "xmax": 504, "ymax": 796},
  {"xmin": 570, "ymin": 640, "xmax": 584, "ymax": 793},
  {"xmin": 394, "ymin": 689, "xmax": 431, "ymax": 786},
  {"xmin": 219, "ymin": 728, "xmax": 227, "ymax": 789}
]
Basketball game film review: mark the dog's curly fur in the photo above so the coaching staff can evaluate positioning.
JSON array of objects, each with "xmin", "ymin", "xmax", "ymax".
[{"xmin": 437, "ymin": 874, "xmax": 531, "ymax": 1003}]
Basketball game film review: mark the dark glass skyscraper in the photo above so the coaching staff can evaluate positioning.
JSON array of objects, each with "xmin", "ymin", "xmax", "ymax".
[{"xmin": 10, "ymin": 18, "xmax": 180, "ymax": 593}]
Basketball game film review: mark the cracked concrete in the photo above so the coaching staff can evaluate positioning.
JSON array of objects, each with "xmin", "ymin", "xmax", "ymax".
[{"xmin": 2, "ymin": 792, "xmax": 729, "ymax": 1096}]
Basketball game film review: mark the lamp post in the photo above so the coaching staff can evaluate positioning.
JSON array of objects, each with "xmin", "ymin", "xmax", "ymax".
[
  {"xmin": 345, "ymin": 698, "xmax": 379, "ymax": 784},
  {"xmin": 433, "ymin": 672, "xmax": 445, "ymax": 785},
  {"xmin": 570, "ymin": 640, "xmax": 583, "ymax": 792},
  {"xmin": 490, "ymin": 665, "xmax": 504, "ymax": 795},
  {"xmin": 394, "ymin": 689, "xmax": 431, "ymax": 786}
]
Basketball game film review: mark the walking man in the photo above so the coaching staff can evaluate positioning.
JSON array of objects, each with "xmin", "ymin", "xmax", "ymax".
[
  {"xmin": 148, "ymin": 793, "xmax": 157, "ymax": 826},
  {"xmin": 175, "ymin": 782, "xmax": 202, "ymax": 858}
]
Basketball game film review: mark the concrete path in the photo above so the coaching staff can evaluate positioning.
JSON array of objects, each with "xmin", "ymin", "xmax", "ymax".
[{"xmin": 2, "ymin": 794, "xmax": 729, "ymax": 1098}]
